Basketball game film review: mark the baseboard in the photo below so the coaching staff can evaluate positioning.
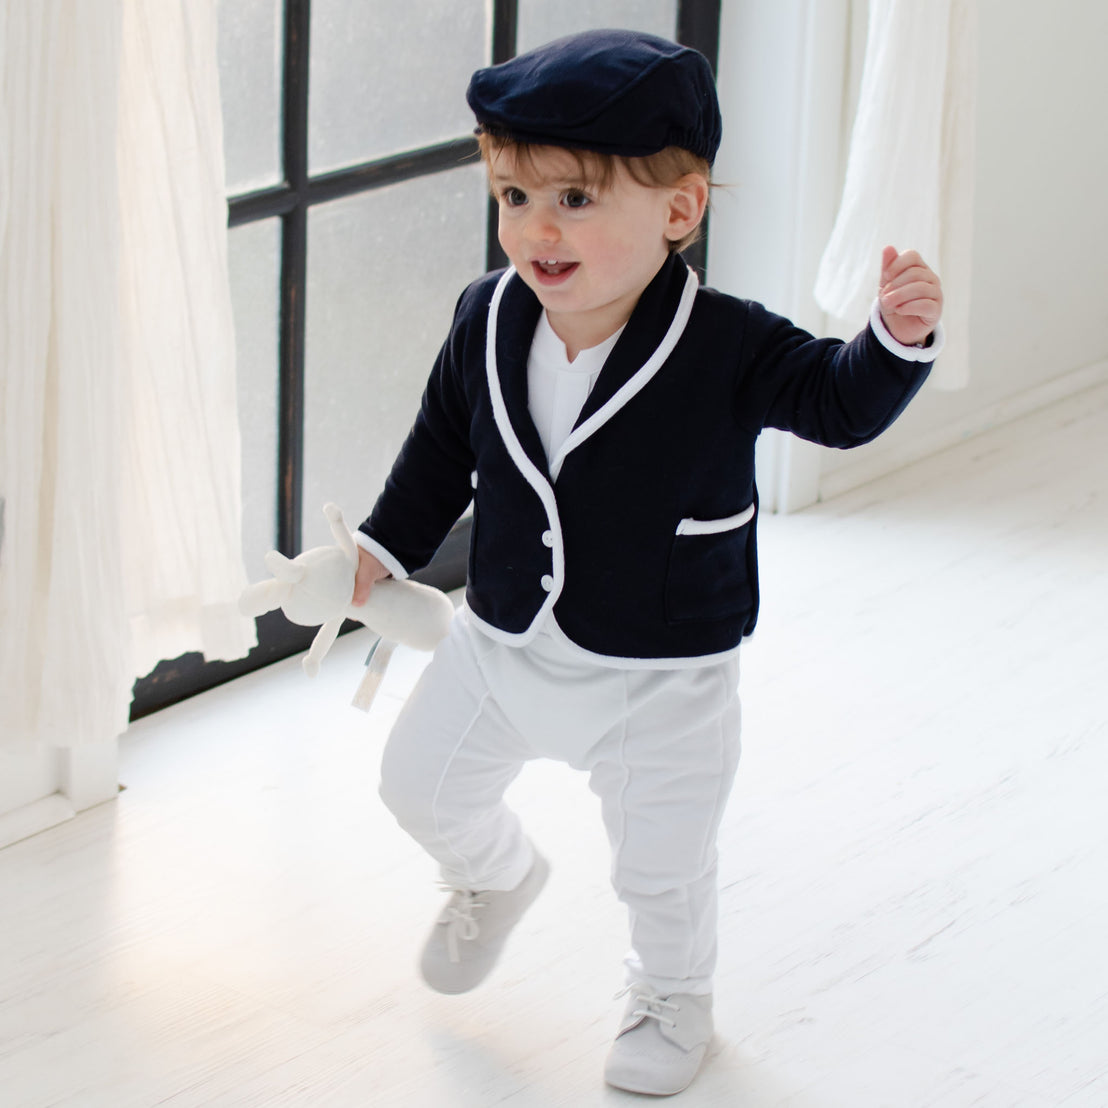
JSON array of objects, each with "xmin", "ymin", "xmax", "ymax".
[
  {"xmin": 818, "ymin": 359, "xmax": 1108, "ymax": 502},
  {"xmin": 0, "ymin": 794, "xmax": 76, "ymax": 851}
]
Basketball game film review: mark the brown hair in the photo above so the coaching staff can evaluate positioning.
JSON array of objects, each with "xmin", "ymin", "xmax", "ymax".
[{"xmin": 476, "ymin": 131, "xmax": 711, "ymax": 253}]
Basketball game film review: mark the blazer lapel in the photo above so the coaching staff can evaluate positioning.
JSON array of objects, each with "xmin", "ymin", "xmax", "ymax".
[
  {"xmin": 491, "ymin": 270, "xmax": 547, "ymax": 474},
  {"xmin": 548, "ymin": 255, "xmax": 698, "ymax": 479},
  {"xmin": 575, "ymin": 253, "xmax": 692, "ymax": 423},
  {"xmin": 485, "ymin": 257, "xmax": 698, "ymax": 484}
]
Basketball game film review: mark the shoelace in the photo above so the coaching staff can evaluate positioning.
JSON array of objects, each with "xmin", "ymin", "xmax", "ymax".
[
  {"xmin": 615, "ymin": 985, "xmax": 680, "ymax": 1030},
  {"xmin": 439, "ymin": 889, "xmax": 486, "ymax": 963}
]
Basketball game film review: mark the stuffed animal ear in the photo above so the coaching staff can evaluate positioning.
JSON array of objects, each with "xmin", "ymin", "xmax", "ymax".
[
  {"xmin": 323, "ymin": 502, "xmax": 359, "ymax": 566},
  {"xmin": 238, "ymin": 578, "xmax": 289, "ymax": 618},
  {"xmin": 264, "ymin": 549, "xmax": 304, "ymax": 583}
]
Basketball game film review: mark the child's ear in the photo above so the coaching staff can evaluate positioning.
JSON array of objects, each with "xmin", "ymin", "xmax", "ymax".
[{"xmin": 665, "ymin": 174, "xmax": 710, "ymax": 244}]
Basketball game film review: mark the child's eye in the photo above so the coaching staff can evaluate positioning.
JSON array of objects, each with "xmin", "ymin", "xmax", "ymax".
[
  {"xmin": 501, "ymin": 187, "xmax": 527, "ymax": 207},
  {"xmin": 562, "ymin": 190, "xmax": 592, "ymax": 210}
]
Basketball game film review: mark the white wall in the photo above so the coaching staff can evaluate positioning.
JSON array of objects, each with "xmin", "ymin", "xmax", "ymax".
[
  {"xmin": 709, "ymin": 0, "xmax": 853, "ymax": 511},
  {"xmin": 710, "ymin": 0, "xmax": 1108, "ymax": 503}
]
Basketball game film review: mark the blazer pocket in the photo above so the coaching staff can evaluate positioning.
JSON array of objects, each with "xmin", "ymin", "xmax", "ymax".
[{"xmin": 665, "ymin": 504, "xmax": 756, "ymax": 623}]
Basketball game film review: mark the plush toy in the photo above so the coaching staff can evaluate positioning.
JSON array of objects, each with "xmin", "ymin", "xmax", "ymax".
[{"xmin": 238, "ymin": 503, "xmax": 455, "ymax": 708}]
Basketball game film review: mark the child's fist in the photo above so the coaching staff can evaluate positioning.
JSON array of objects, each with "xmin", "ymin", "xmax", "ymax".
[
  {"xmin": 878, "ymin": 246, "xmax": 943, "ymax": 347},
  {"xmin": 352, "ymin": 544, "xmax": 390, "ymax": 607}
]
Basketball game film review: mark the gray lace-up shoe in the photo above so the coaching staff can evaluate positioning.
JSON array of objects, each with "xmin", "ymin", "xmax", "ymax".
[
  {"xmin": 419, "ymin": 852, "xmax": 550, "ymax": 994},
  {"xmin": 604, "ymin": 987, "xmax": 714, "ymax": 1095}
]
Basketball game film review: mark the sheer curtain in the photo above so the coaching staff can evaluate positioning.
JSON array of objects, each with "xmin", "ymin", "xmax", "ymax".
[
  {"xmin": 0, "ymin": 0, "xmax": 255, "ymax": 750},
  {"xmin": 814, "ymin": 0, "xmax": 977, "ymax": 389}
]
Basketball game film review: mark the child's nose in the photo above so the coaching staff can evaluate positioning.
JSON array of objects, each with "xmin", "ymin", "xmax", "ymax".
[{"xmin": 525, "ymin": 207, "xmax": 560, "ymax": 245}]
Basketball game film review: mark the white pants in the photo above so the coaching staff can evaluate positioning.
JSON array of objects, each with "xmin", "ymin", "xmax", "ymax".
[{"xmin": 379, "ymin": 609, "xmax": 742, "ymax": 996}]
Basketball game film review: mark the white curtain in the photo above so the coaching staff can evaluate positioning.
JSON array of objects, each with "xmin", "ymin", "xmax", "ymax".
[
  {"xmin": 0, "ymin": 0, "xmax": 256, "ymax": 749},
  {"xmin": 814, "ymin": 0, "xmax": 977, "ymax": 389}
]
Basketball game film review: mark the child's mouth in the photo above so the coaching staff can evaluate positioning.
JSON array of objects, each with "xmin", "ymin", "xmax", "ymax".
[{"xmin": 532, "ymin": 259, "xmax": 578, "ymax": 283}]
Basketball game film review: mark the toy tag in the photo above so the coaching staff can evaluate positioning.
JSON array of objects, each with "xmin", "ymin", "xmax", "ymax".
[{"xmin": 352, "ymin": 635, "xmax": 397, "ymax": 712}]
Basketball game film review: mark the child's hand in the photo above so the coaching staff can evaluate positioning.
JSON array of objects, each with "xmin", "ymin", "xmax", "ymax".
[
  {"xmin": 352, "ymin": 545, "xmax": 390, "ymax": 607},
  {"xmin": 878, "ymin": 246, "xmax": 943, "ymax": 347}
]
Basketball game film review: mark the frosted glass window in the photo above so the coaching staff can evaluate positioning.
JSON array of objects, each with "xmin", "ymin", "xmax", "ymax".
[
  {"xmin": 218, "ymin": 0, "xmax": 283, "ymax": 193},
  {"xmin": 517, "ymin": 0, "xmax": 677, "ymax": 53},
  {"xmin": 227, "ymin": 219, "xmax": 281, "ymax": 581},
  {"xmin": 309, "ymin": 0, "xmax": 488, "ymax": 173},
  {"xmin": 302, "ymin": 164, "xmax": 488, "ymax": 550}
]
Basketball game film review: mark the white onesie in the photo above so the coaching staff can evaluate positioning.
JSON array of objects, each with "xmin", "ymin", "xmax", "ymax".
[
  {"xmin": 377, "ymin": 308, "xmax": 743, "ymax": 996},
  {"xmin": 526, "ymin": 311, "xmax": 624, "ymax": 461}
]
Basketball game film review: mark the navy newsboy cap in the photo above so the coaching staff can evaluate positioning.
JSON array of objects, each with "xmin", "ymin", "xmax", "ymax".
[{"xmin": 466, "ymin": 29, "xmax": 722, "ymax": 163}]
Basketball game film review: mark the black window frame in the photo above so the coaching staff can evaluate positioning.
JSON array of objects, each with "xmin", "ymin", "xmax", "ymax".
[{"xmin": 131, "ymin": 0, "xmax": 721, "ymax": 721}]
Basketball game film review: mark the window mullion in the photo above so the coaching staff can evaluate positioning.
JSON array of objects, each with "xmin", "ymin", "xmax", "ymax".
[
  {"xmin": 484, "ymin": 0, "xmax": 518, "ymax": 271},
  {"xmin": 277, "ymin": 0, "xmax": 311, "ymax": 556}
]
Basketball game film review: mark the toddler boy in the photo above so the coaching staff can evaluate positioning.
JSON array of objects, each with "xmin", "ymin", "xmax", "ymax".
[{"xmin": 353, "ymin": 28, "xmax": 943, "ymax": 1096}]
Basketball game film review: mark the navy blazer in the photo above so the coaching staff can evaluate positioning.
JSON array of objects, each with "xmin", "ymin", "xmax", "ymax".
[{"xmin": 359, "ymin": 252, "xmax": 933, "ymax": 663}]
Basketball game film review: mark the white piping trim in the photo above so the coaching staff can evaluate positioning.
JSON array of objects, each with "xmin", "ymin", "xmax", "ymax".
[
  {"xmin": 548, "ymin": 264, "xmax": 700, "ymax": 481},
  {"xmin": 462, "ymin": 603, "xmax": 745, "ymax": 669},
  {"xmin": 869, "ymin": 298, "xmax": 945, "ymax": 363},
  {"xmin": 675, "ymin": 503, "xmax": 755, "ymax": 537},
  {"xmin": 546, "ymin": 614, "xmax": 743, "ymax": 670},
  {"xmin": 485, "ymin": 268, "xmax": 564, "ymax": 627},
  {"xmin": 354, "ymin": 530, "xmax": 410, "ymax": 580},
  {"xmin": 464, "ymin": 604, "xmax": 545, "ymax": 648}
]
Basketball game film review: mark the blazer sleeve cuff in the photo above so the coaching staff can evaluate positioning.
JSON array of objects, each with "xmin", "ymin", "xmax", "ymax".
[
  {"xmin": 869, "ymin": 299, "xmax": 945, "ymax": 363},
  {"xmin": 354, "ymin": 529, "xmax": 410, "ymax": 580}
]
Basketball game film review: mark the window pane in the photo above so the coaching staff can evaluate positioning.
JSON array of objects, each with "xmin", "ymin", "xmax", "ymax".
[
  {"xmin": 302, "ymin": 164, "xmax": 488, "ymax": 549},
  {"xmin": 309, "ymin": 0, "xmax": 489, "ymax": 173},
  {"xmin": 218, "ymin": 0, "xmax": 283, "ymax": 193},
  {"xmin": 227, "ymin": 219, "xmax": 281, "ymax": 581},
  {"xmin": 517, "ymin": 0, "xmax": 677, "ymax": 53}
]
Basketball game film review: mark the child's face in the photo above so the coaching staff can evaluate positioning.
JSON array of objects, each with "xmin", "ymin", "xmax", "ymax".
[{"xmin": 489, "ymin": 146, "xmax": 681, "ymax": 358}]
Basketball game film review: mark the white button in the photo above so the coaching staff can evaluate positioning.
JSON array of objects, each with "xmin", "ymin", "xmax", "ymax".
[
  {"xmin": 541, "ymin": 530, "xmax": 554, "ymax": 547},
  {"xmin": 540, "ymin": 575, "xmax": 554, "ymax": 592}
]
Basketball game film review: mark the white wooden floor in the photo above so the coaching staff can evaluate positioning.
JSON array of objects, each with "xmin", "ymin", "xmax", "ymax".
[{"xmin": 2, "ymin": 381, "xmax": 1107, "ymax": 1107}]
